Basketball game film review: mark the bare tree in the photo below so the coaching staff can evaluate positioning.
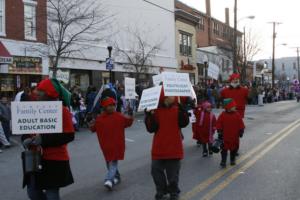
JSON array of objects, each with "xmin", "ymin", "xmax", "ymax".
[
  {"xmin": 114, "ymin": 29, "xmax": 162, "ymax": 83},
  {"xmin": 238, "ymin": 28, "xmax": 262, "ymax": 81},
  {"xmin": 46, "ymin": 0, "xmax": 112, "ymax": 77}
]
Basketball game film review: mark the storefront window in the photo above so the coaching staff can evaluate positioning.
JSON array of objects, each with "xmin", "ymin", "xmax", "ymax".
[{"xmin": 0, "ymin": 75, "xmax": 14, "ymax": 92}]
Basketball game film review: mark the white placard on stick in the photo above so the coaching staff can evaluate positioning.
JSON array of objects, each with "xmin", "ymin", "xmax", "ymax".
[
  {"xmin": 208, "ymin": 62, "xmax": 220, "ymax": 80},
  {"xmin": 125, "ymin": 77, "xmax": 136, "ymax": 99},
  {"xmin": 11, "ymin": 101, "xmax": 63, "ymax": 135},
  {"xmin": 138, "ymin": 86, "xmax": 162, "ymax": 111},
  {"xmin": 162, "ymin": 72, "xmax": 191, "ymax": 96},
  {"xmin": 152, "ymin": 74, "xmax": 163, "ymax": 86}
]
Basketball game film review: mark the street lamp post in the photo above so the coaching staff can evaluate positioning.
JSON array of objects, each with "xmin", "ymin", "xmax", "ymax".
[
  {"xmin": 107, "ymin": 46, "xmax": 113, "ymax": 83},
  {"xmin": 241, "ymin": 16, "xmax": 255, "ymax": 84},
  {"xmin": 233, "ymin": 0, "xmax": 238, "ymax": 72},
  {"xmin": 268, "ymin": 22, "xmax": 282, "ymax": 89}
]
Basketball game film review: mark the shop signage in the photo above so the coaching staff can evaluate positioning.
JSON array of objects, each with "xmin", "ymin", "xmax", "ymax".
[
  {"xmin": 0, "ymin": 56, "xmax": 13, "ymax": 64},
  {"xmin": 8, "ymin": 56, "xmax": 42, "ymax": 74},
  {"xmin": 11, "ymin": 101, "xmax": 63, "ymax": 135}
]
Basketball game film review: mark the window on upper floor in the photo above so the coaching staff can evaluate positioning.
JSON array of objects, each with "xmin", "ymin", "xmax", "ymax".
[
  {"xmin": 213, "ymin": 22, "xmax": 219, "ymax": 35},
  {"xmin": 0, "ymin": 0, "xmax": 5, "ymax": 36},
  {"xmin": 198, "ymin": 17, "xmax": 205, "ymax": 31},
  {"xmin": 24, "ymin": 0, "xmax": 37, "ymax": 40},
  {"xmin": 179, "ymin": 32, "xmax": 192, "ymax": 56}
]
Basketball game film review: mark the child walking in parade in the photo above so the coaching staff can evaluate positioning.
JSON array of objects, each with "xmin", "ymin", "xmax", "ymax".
[
  {"xmin": 144, "ymin": 90, "xmax": 189, "ymax": 200},
  {"xmin": 216, "ymin": 98, "xmax": 245, "ymax": 168},
  {"xmin": 193, "ymin": 101, "xmax": 216, "ymax": 157},
  {"xmin": 90, "ymin": 97, "xmax": 134, "ymax": 191}
]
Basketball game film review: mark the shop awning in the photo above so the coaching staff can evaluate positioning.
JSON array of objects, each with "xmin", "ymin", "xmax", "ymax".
[{"xmin": 0, "ymin": 41, "xmax": 13, "ymax": 64}]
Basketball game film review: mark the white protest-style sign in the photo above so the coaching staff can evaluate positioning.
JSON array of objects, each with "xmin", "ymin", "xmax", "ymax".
[
  {"xmin": 56, "ymin": 69, "xmax": 70, "ymax": 84},
  {"xmin": 208, "ymin": 62, "xmax": 220, "ymax": 80},
  {"xmin": 190, "ymin": 83, "xmax": 197, "ymax": 105},
  {"xmin": 11, "ymin": 101, "xmax": 63, "ymax": 135},
  {"xmin": 152, "ymin": 74, "xmax": 163, "ymax": 86},
  {"xmin": 188, "ymin": 110, "xmax": 196, "ymax": 123},
  {"xmin": 162, "ymin": 72, "xmax": 191, "ymax": 96},
  {"xmin": 138, "ymin": 86, "xmax": 162, "ymax": 111},
  {"xmin": 125, "ymin": 77, "xmax": 136, "ymax": 99}
]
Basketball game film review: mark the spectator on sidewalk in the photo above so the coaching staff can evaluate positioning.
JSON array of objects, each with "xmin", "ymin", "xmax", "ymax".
[{"xmin": 0, "ymin": 96, "xmax": 12, "ymax": 142}]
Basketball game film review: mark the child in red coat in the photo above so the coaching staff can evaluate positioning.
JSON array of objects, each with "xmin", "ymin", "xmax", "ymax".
[
  {"xmin": 216, "ymin": 98, "xmax": 245, "ymax": 168},
  {"xmin": 90, "ymin": 97, "xmax": 133, "ymax": 190},
  {"xmin": 193, "ymin": 102, "xmax": 216, "ymax": 157}
]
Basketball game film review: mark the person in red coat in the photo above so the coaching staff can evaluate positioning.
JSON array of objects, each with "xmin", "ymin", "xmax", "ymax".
[
  {"xmin": 145, "ymin": 91, "xmax": 189, "ymax": 200},
  {"xmin": 220, "ymin": 73, "xmax": 249, "ymax": 118},
  {"xmin": 22, "ymin": 78, "xmax": 75, "ymax": 200},
  {"xmin": 90, "ymin": 97, "xmax": 133, "ymax": 190},
  {"xmin": 216, "ymin": 98, "xmax": 245, "ymax": 168},
  {"xmin": 193, "ymin": 101, "xmax": 216, "ymax": 157}
]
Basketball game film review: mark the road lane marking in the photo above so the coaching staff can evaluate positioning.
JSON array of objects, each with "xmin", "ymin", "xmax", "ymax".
[
  {"xmin": 125, "ymin": 138, "xmax": 135, "ymax": 142},
  {"xmin": 201, "ymin": 123, "xmax": 300, "ymax": 200},
  {"xmin": 181, "ymin": 119, "xmax": 300, "ymax": 200}
]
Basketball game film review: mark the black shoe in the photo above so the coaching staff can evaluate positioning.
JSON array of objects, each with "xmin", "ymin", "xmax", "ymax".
[
  {"xmin": 170, "ymin": 194, "xmax": 179, "ymax": 200},
  {"xmin": 202, "ymin": 152, "xmax": 208, "ymax": 157},
  {"xmin": 236, "ymin": 152, "xmax": 239, "ymax": 157},
  {"xmin": 155, "ymin": 193, "xmax": 168, "ymax": 200},
  {"xmin": 230, "ymin": 160, "xmax": 236, "ymax": 166},
  {"xmin": 220, "ymin": 162, "xmax": 226, "ymax": 168},
  {"xmin": 209, "ymin": 151, "xmax": 213, "ymax": 155}
]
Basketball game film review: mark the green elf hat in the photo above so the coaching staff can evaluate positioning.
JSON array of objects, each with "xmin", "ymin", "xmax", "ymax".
[
  {"xmin": 223, "ymin": 98, "xmax": 237, "ymax": 110},
  {"xmin": 37, "ymin": 78, "xmax": 71, "ymax": 106}
]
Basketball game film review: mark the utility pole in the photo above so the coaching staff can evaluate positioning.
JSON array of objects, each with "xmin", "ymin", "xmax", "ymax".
[
  {"xmin": 297, "ymin": 47, "xmax": 300, "ymax": 81},
  {"xmin": 243, "ymin": 26, "xmax": 246, "ymax": 83},
  {"xmin": 269, "ymin": 22, "xmax": 281, "ymax": 88},
  {"xmin": 233, "ymin": 0, "xmax": 237, "ymax": 72}
]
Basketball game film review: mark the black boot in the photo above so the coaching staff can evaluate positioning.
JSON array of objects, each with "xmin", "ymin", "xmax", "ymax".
[
  {"xmin": 208, "ymin": 143, "xmax": 213, "ymax": 155},
  {"xmin": 220, "ymin": 150, "xmax": 227, "ymax": 168},
  {"xmin": 230, "ymin": 150, "xmax": 237, "ymax": 166},
  {"xmin": 202, "ymin": 144, "xmax": 208, "ymax": 157}
]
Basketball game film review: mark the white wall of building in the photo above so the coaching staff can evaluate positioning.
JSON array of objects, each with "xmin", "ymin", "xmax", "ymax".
[{"xmin": 56, "ymin": 0, "xmax": 177, "ymax": 72}]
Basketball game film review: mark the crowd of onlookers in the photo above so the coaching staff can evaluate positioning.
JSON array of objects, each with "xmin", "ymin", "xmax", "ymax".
[{"xmin": 0, "ymin": 80, "xmax": 299, "ymax": 152}]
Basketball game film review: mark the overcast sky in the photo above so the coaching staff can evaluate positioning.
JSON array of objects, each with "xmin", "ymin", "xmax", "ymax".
[{"xmin": 180, "ymin": 0, "xmax": 300, "ymax": 61}]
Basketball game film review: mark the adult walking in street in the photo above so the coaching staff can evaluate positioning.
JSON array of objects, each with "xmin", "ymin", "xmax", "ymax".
[
  {"xmin": 22, "ymin": 78, "xmax": 75, "ymax": 200},
  {"xmin": 144, "ymin": 90, "xmax": 189, "ymax": 200},
  {"xmin": 220, "ymin": 73, "xmax": 249, "ymax": 118},
  {"xmin": 90, "ymin": 97, "xmax": 134, "ymax": 191}
]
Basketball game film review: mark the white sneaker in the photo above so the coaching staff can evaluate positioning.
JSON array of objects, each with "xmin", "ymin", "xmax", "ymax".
[
  {"xmin": 0, "ymin": 149, "xmax": 3, "ymax": 153},
  {"xmin": 104, "ymin": 180, "xmax": 113, "ymax": 190},
  {"xmin": 113, "ymin": 178, "xmax": 120, "ymax": 185}
]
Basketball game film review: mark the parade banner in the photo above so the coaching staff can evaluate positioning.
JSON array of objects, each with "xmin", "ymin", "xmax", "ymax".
[
  {"xmin": 125, "ymin": 77, "xmax": 136, "ymax": 99},
  {"xmin": 11, "ymin": 101, "xmax": 63, "ymax": 135},
  {"xmin": 208, "ymin": 62, "xmax": 220, "ymax": 80},
  {"xmin": 162, "ymin": 72, "xmax": 191, "ymax": 96},
  {"xmin": 138, "ymin": 86, "xmax": 162, "ymax": 111},
  {"xmin": 152, "ymin": 74, "xmax": 163, "ymax": 86}
]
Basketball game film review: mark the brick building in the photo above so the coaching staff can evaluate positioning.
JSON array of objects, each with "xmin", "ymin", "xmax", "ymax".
[
  {"xmin": 0, "ymin": 0, "xmax": 48, "ymax": 98},
  {"xmin": 175, "ymin": 0, "xmax": 242, "ymax": 82}
]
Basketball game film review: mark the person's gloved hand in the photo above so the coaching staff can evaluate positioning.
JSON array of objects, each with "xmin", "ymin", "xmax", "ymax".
[
  {"xmin": 31, "ymin": 135, "xmax": 42, "ymax": 146},
  {"xmin": 22, "ymin": 138, "xmax": 33, "ymax": 148},
  {"xmin": 239, "ymin": 129, "xmax": 244, "ymax": 138}
]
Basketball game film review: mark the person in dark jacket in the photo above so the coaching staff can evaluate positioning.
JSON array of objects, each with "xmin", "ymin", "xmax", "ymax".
[
  {"xmin": 22, "ymin": 79, "xmax": 75, "ymax": 200},
  {"xmin": 144, "ymin": 90, "xmax": 189, "ymax": 200}
]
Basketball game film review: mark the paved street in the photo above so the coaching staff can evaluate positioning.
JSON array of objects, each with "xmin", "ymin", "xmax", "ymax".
[{"xmin": 1, "ymin": 101, "xmax": 300, "ymax": 200}]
